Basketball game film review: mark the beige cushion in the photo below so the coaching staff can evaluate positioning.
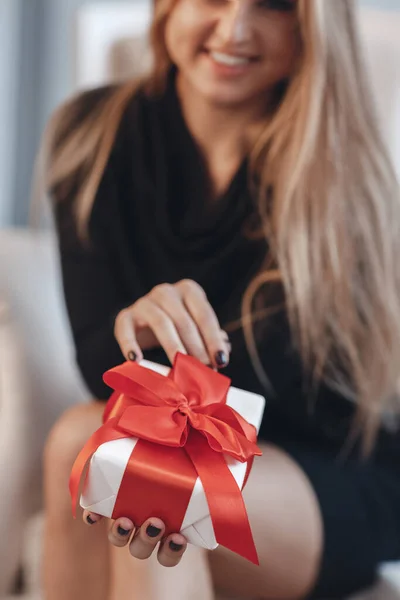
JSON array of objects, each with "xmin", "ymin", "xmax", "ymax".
[{"xmin": 0, "ymin": 229, "xmax": 88, "ymax": 596}]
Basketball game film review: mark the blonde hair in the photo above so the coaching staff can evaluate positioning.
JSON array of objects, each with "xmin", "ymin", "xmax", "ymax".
[{"xmin": 47, "ymin": 0, "xmax": 400, "ymax": 452}]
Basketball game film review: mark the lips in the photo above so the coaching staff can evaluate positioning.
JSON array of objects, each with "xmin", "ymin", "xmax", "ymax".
[
  {"xmin": 209, "ymin": 51, "xmax": 251, "ymax": 66},
  {"xmin": 204, "ymin": 48, "xmax": 259, "ymax": 65}
]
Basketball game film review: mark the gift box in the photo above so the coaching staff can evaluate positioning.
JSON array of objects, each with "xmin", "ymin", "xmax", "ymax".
[{"xmin": 70, "ymin": 353, "xmax": 265, "ymax": 564}]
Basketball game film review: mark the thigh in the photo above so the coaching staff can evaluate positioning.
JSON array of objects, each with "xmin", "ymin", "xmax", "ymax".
[
  {"xmin": 209, "ymin": 443, "xmax": 324, "ymax": 600},
  {"xmin": 43, "ymin": 401, "xmax": 110, "ymax": 600},
  {"xmin": 44, "ymin": 401, "xmax": 105, "ymax": 510}
]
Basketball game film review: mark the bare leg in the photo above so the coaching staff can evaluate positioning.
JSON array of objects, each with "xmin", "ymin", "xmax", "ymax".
[
  {"xmin": 42, "ymin": 402, "xmax": 109, "ymax": 600},
  {"xmin": 110, "ymin": 543, "xmax": 214, "ymax": 600},
  {"xmin": 148, "ymin": 543, "xmax": 214, "ymax": 600},
  {"xmin": 209, "ymin": 443, "xmax": 323, "ymax": 600}
]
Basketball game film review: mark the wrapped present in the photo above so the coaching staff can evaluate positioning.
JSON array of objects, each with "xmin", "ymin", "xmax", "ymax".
[{"xmin": 69, "ymin": 353, "xmax": 265, "ymax": 564}]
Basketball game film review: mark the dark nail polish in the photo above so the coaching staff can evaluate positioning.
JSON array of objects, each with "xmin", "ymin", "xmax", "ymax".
[
  {"xmin": 146, "ymin": 524, "xmax": 161, "ymax": 538},
  {"xmin": 117, "ymin": 525, "xmax": 131, "ymax": 536},
  {"xmin": 215, "ymin": 350, "xmax": 228, "ymax": 367},
  {"xmin": 169, "ymin": 541, "xmax": 183, "ymax": 552},
  {"xmin": 87, "ymin": 515, "xmax": 96, "ymax": 525},
  {"xmin": 128, "ymin": 351, "xmax": 137, "ymax": 362}
]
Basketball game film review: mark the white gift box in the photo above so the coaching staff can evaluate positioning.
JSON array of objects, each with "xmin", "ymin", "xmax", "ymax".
[{"xmin": 81, "ymin": 360, "xmax": 265, "ymax": 550}]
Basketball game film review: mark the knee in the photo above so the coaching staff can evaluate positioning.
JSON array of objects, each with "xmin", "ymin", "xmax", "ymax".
[{"xmin": 43, "ymin": 403, "xmax": 101, "ymax": 480}]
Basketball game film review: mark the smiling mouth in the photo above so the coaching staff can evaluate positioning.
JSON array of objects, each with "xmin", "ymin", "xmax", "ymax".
[{"xmin": 204, "ymin": 49, "xmax": 259, "ymax": 67}]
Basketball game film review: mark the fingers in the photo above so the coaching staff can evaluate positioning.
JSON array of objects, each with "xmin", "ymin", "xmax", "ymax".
[
  {"xmin": 221, "ymin": 330, "xmax": 232, "ymax": 354},
  {"xmin": 127, "ymin": 518, "xmax": 187, "ymax": 567},
  {"xmin": 151, "ymin": 284, "xmax": 209, "ymax": 364},
  {"xmin": 129, "ymin": 518, "xmax": 165, "ymax": 560},
  {"xmin": 178, "ymin": 280, "xmax": 230, "ymax": 368},
  {"xmin": 85, "ymin": 511, "xmax": 187, "ymax": 567},
  {"xmin": 138, "ymin": 299, "xmax": 188, "ymax": 364},
  {"xmin": 114, "ymin": 308, "xmax": 143, "ymax": 362},
  {"xmin": 108, "ymin": 517, "xmax": 135, "ymax": 547},
  {"xmin": 158, "ymin": 533, "xmax": 187, "ymax": 567},
  {"xmin": 115, "ymin": 296, "xmax": 187, "ymax": 366},
  {"xmin": 83, "ymin": 509, "xmax": 103, "ymax": 526},
  {"xmin": 114, "ymin": 280, "xmax": 231, "ymax": 368}
]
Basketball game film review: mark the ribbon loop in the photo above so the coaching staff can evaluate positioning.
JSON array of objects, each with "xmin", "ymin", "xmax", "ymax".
[{"xmin": 118, "ymin": 405, "xmax": 189, "ymax": 447}]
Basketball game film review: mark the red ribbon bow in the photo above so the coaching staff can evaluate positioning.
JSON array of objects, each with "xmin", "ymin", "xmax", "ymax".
[{"xmin": 69, "ymin": 353, "xmax": 261, "ymax": 564}]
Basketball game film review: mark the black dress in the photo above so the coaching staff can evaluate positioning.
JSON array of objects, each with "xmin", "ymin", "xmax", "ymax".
[{"xmin": 53, "ymin": 73, "xmax": 400, "ymax": 599}]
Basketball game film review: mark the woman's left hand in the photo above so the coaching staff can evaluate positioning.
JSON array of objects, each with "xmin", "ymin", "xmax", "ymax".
[{"xmin": 83, "ymin": 509, "xmax": 187, "ymax": 566}]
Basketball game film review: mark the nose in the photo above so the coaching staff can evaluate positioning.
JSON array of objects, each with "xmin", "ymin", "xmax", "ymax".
[{"xmin": 215, "ymin": 1, "xmax": 253, "ymax": 46}]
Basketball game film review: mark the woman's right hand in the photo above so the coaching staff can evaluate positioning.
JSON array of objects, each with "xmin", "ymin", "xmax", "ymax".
[{"xmin": 114, "ymin": 279, "xmax": 231, "ymax": 369}]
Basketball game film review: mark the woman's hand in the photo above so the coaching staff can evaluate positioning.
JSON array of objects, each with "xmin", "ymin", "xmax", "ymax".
[
  {"xmin": 83, "ymin": 511, "xmax": 187, "ymax": 567},
  {"xmin": 114, "ymin": 279, "xmax": 231, "ymax": 368},
  {"xmin": 85, "ymin": 281, "xmax": 230, "ymax": 565}
]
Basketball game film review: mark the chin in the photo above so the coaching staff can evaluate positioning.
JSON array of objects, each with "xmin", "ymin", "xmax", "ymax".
[
  {"xmin": 204, "ymin": 86, "xmax": 264, "ymax": 109},
  {"xmin": 185, "ymin": 63, "xmax": 271, "ymax": 108},
  {"xmin": 205, "ymin": 92, "xmax": 252, "ymax": 108}
]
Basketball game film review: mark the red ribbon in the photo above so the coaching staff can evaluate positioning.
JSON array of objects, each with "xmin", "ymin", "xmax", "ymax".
[{"xmin": 69, "ymin": 353, "xmax": 261, "ymax": 564}]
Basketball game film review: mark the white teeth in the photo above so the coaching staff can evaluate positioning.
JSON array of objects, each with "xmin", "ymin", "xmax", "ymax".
[{"xmin": 210, "ymin": 51, "xmax": 250, "ymax": 67}]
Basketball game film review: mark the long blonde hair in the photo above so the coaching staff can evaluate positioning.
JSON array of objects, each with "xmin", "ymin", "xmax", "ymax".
[{"xmin": 47, "ymin": 0, "xmax": 400, "ymax": 452}]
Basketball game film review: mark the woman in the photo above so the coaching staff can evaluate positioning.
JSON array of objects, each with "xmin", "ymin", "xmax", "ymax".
[{"xmin": 43, "ymin": 0, "xmax": 400, "ymax": 599}]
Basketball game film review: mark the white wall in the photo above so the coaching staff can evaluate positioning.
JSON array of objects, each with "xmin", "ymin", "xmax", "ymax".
[{"xmin": 362, "ymin": 0, "xmax": 399, "ymax": 8}]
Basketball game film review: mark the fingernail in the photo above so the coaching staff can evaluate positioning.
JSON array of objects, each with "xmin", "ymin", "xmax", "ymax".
[
  {"xmin": 87, "ymin": 514, "xmax": 96, "ymax": 525},
  {"xmin": 146, "ymin": 524, "xmax": 162, "ymax": 538},
  {"xmin": 215, "ymin": 350, "xmax": 228, "ymax": 367},
  {"xmin": 128, "ymin": 351, "xmax": 137, "ymax": 362},
  {"xmin": 169, "ymin": 541, "xmax": 183, "ymax": 552},
  {"xmin": 117, "ymin": 525, "xmax": 131, "ymax": 536}
]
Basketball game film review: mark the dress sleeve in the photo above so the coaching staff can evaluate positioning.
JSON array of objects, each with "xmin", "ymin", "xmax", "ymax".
[
  {"xmin": 51, "ymin": 88, "xmax": 127, "ymax": 400},
  {"xmin": 54, "ymin": 201, "xmax": 126, "ymax": 400}
]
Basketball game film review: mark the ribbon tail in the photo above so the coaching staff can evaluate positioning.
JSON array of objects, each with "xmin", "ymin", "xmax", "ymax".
[
  {"xmin": 185, "ymin": 432, "xmax": 259, "ymax": 566},
  {"xmin": 69, "ymin": 417, "xmax": 128, "ymax": 517},
  {"xmin": 242, "ymin": 456, "xmax": 254, "ymax": 490}
]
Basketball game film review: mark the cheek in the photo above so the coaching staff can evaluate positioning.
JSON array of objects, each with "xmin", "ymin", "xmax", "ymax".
[
  {"xmin": 261, "ymin": 23, "xmax": 300, "ymax": 78},
  {"xmin": 164, "ymin": 2, "xmax": 206, "ymax": 65}
]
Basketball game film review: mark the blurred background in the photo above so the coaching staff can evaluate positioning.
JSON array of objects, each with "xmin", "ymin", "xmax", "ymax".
[{"xmin": 0, "ymin": 1, "xmax": 399, "ymax": 599}]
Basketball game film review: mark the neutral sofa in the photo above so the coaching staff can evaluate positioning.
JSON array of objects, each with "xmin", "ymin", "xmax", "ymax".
[{"xmin": 0, "ymin": 4, "xmax": 399, "ymax": 599}]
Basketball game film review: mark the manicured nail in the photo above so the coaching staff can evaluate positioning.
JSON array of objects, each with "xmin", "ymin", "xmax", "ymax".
[
  {"xmin": 117, "ymin": 525, "xmax": 131, "ymax": 536},
  {"xmin": 215, "ymin": 350, "xmax": 228, "ymax": 367},
  {"xmin": 87, "ymin": 514, "xmax": 96, "ymax": 525},
  {"xmin": 128, "ymin": 351, "xmax": 137, "ymax": 362},
  {"xmin": 169, "ymin": 541, "xmax": 183, "ymax": 552},
  {"xmin": 146, "ymin": 524, "xmax": 161, "ymax": 538}
]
